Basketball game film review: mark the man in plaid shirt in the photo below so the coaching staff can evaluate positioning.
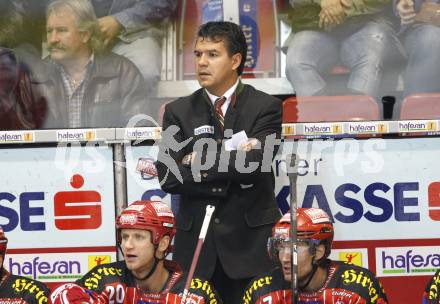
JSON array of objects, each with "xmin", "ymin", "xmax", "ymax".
[{"xmin": 43, "ymin": 0, "xmax": 148, "ymax": 128}]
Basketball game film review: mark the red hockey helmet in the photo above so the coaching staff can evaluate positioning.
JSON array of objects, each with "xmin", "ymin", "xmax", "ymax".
[
  {"xmin": 0, "ymin": 226, "xmax": 7, "ymax": 256},
  {"xmin": 297, "ymin": 208, "xmax": 334, "ymax": 244},
  {"xmin": 116, "ymin": 200, "xmax": 175, "ymax": 254},
  {"xmin": 268, "ymin": 208, "xmax": 334, "ymax": 261}
]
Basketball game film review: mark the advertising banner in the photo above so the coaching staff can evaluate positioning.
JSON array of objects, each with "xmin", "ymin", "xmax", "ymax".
[
  {"xmin": 0, "ymin": 145, "xmax": 117, "ymax": 284},
  {"xmin": 274, "ymin": 138, "xmax": 440, "ymax": 241},
  {"xmin": 274, "ymin": 138, "xmax": 440, "ymax": 303},
  {"xmin": 329, "ymin": 248, "xmax": 369, "ymax": 268},
  {"xmin": 4, "ymin": 252, "xmax": 117, "ymax": 282},
  {"xmin": 376, "ymin": 246, "xmax": 440, "ymax": 277},
  {"xmin": 180, "ymin": 0, "xmax": 276, "ymax": 78},
  {"xmin": 0, "ymin": 145, "xmax": 116, "ymax": 249},
  {"xmin": 202, "ymin": 0, "xmax": 223, "ymax": 23},
  {"xmin": 239, "ymin": 0, "xmax": 276, "ymax": 75}
]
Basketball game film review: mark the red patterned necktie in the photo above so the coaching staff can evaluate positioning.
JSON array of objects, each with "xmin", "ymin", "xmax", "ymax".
[{"xmin": 214, "ymin": 96, "xmax": 227, "ymax": 129}]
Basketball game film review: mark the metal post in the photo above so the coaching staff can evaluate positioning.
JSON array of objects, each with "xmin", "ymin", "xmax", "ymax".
[
  {"xmin": 272, "ymin": 0, "xmax": 281, "ymax": 77},
  {"xmin": 223, "ymin": 0, "xmax": 240, "ymax": 24},
  {"xmin": 113, "ymin": 143, "xmax": 127, "ymax": 261},
  {"xmin": 287, "ymin": 141, "xmax": 299, "ymax": 303},
  {"xmin": 177, "ymin": 0, "xmax": 186, "ymax": 80}
]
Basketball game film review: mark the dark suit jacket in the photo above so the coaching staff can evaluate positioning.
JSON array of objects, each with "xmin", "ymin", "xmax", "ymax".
[{"xmin": 156, "ymin": 82, "xmax": 282, "ymax": 280}]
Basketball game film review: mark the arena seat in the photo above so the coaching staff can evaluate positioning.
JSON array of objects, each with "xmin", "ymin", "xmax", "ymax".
[
  {"xmin": 400, "ymin": 93, "xmax": 440, "ymax": 119},
  {"xmin": 282, "ymin": 95, "xmax": 380, "ymax": 123}
]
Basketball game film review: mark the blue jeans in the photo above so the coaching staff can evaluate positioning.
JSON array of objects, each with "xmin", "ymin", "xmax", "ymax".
[
  {"xmin": 286, "ymin": 21, "xmax": 402, "ymax": 98},
  {"xmin": 403, "ymin": 24, "xmax": 440, "ymax": 97}
]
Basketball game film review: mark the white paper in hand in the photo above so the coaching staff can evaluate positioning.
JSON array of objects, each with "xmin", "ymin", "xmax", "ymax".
[{"xmin": 225, "ymin": 130, "xmax": 248, "ymax": 151}]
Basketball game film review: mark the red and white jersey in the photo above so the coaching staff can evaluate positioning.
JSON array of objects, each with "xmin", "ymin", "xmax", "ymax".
[
  {"xmin": 242, "ymin": 260, "xmax": 388, "ymax": 304},
  {"xmin": 74, "ymin": 260, "xmax": 222, "ymax": 304},
  {"xmin": 0, "ymin": 269, "xmax": 50, "ymax": 304},
  {"xmin": 423, "ymin": 269, "xmax": 440, "ymax": 304}
]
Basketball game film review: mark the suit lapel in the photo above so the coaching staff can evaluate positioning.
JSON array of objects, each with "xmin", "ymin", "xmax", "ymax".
[
  {"xmin": 189, "ymin": 90, "xmax": 218, "ymax": 138},
  {"xmin": 224, "ymin": 101, "xmax": 237, "ymax": 131},
  {"xmin": 224, "ymin": 82, "xmax": 246, "ymax": 132}
]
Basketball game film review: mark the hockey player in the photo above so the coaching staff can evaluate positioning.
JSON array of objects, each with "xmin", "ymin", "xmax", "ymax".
[
  {"xmin": 0, "ymin": 227, "xmax": 50, "ymax": 304},
  {"xmin": 51, "ymin": 200, "xmax": 222, "ymax": 304},
  {"xmin": 423, "ymin": 269, "xmax": 440, "ymax": 303},
  {"xmin": 242, "ymin": 208, "xmax": 388, "ymax": 304}
]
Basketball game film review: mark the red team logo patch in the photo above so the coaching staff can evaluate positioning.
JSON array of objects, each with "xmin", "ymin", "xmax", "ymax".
[{"xmin": 136, "ymin": 158, "xmax": 158, "ymax": 180}]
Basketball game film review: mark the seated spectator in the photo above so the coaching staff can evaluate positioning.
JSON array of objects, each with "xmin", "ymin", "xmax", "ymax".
[
  {"xmin": 0, "ymin": 0, "xmax": 48, "ymax": 131},
  {"xmin": 51, "ymin": 200, "xmax": 222, "ymax": 304},
  {"xmin": 284, "ymin": 0, "xmax": 404, "ymax": 100},
  {"xmin": 395, "ymin": 0, "xmax": 440, "ymax": 98},
  {"xmin": 91, "ymin": 0, "xmax": 177, "ymax": 95},
  {"xmin": 0, "ymin": 47, "xmax": 47, "ymax": 130},
  {"xmin": 0, "ymin": 226, "xmax": 50, "ymax": 304},
  {"xmin": 0, "ymin": 0, "xmax": 46, "ymax": 54},
  {"xmin": 423, "ymin": 269, "xmax": 440, "ymax": 303},
  {"xmin": 43, "ymin": 0, "xmax": 148, "ymax": 129},
  {"xmin": 243, "ymin": 209, "xmax": 389, "ymax": 303}
]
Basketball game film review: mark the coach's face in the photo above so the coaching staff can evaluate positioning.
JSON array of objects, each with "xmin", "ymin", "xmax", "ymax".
[{"xmin": 194, "ymin": 37, "xmax": 241, "ymax": 96}]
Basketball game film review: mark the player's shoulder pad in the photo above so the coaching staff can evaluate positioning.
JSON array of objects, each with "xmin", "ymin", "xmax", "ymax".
[
  {"xmin": 189, "ymin": 277, "xmax": 222, "ymax": 304},
  {"xmin": 242, "ymin": 271, "xmax": 275, "ymax": 304},
  {"xmin": 11, "ymin": 275, "xmax": 50, "ymax": 304},
  {"xmin": 79, "ymin": 261, "xmax": 124, "ymax": 291}
]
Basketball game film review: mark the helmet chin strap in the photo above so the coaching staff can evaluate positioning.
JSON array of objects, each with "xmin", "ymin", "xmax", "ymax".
[
  {"xmin": 299, "ymin": 248, "xmax": 318, "ymax": 290},
  {"xmin": 132, "ymin": 258, "xmax": 159, "ymax": 281},
  {"xmin": 299, "ymin": 258, "xmax": 319, "ymax": 291},
  {"xmin": 130, "ymin": 245, "xmax": 165, "ymax": 282}
]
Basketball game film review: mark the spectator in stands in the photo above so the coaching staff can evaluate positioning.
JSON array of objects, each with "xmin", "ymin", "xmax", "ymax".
[
  {"xmin": 423, "ymin": 269, "xmax": 440, "ymax": 303},
  {"xmin": 0, "ymin": 48, "xmax": 47, "ymax": 130},
  {"xmin": 284, "ymin": 0, "xmax": 404, "ymax": 100},
  {"xmin": 42, "ymin": 0, "xmax": 148, "ymax": 128},
  {"xmin": 0, "ymin": 1, "xmax": 48, "ymax": 130},
  {"xmin": 243, "ymin": 209, "xmax": 389, "ymax": 303},
  {"xmin": 0, "ymin": 0, "xmax": 46, "ymax": 54},
  {"xmin": 90, "ymin": 0, "xmax": 177, "ymax": 96},
  {"xmin": 395, "ymin": 0, "xmax": 440, "ymax": 98},
  {"xmin": 0, "ymin": 226, "xmax": 50, "ymax": 304},
  {"xmin": 156, "ymin": 21, "xmax": 282, "ymax": 304}
]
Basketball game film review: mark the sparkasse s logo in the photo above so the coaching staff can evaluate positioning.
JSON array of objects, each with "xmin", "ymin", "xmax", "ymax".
[
  {"xmin": 376, "ymin": 246, "xmax": 440, "ymax": 277},
  {"xmin": 54, "ymin": 174, "xmax": 102, "ymax": 230},
  {"xmin": 0, "ymin": 174, "xmax": 102, "ymax": 232}
]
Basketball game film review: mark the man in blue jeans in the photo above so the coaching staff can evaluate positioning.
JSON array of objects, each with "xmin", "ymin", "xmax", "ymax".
[
  {"xmin": 284, "ymin": 0, "xmax": 404, "ymax": 100},
  {"xmin": 395, "ymin": 0, "xmax": 440, "ymax": 98},
  {"xmin": 91, "ymin": 0, "xmax": 177, "ymax": 95}
]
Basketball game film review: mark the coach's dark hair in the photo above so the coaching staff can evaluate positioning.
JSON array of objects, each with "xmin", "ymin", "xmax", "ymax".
[{"xmin": 197, "ymin": 21, "xmax": 247, "ymax": 76}]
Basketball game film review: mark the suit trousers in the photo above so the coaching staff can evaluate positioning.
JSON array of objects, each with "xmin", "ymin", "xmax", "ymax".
[{"xmin": 212, "ymin": 258, "xmax": 251, "ymax": 304}]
